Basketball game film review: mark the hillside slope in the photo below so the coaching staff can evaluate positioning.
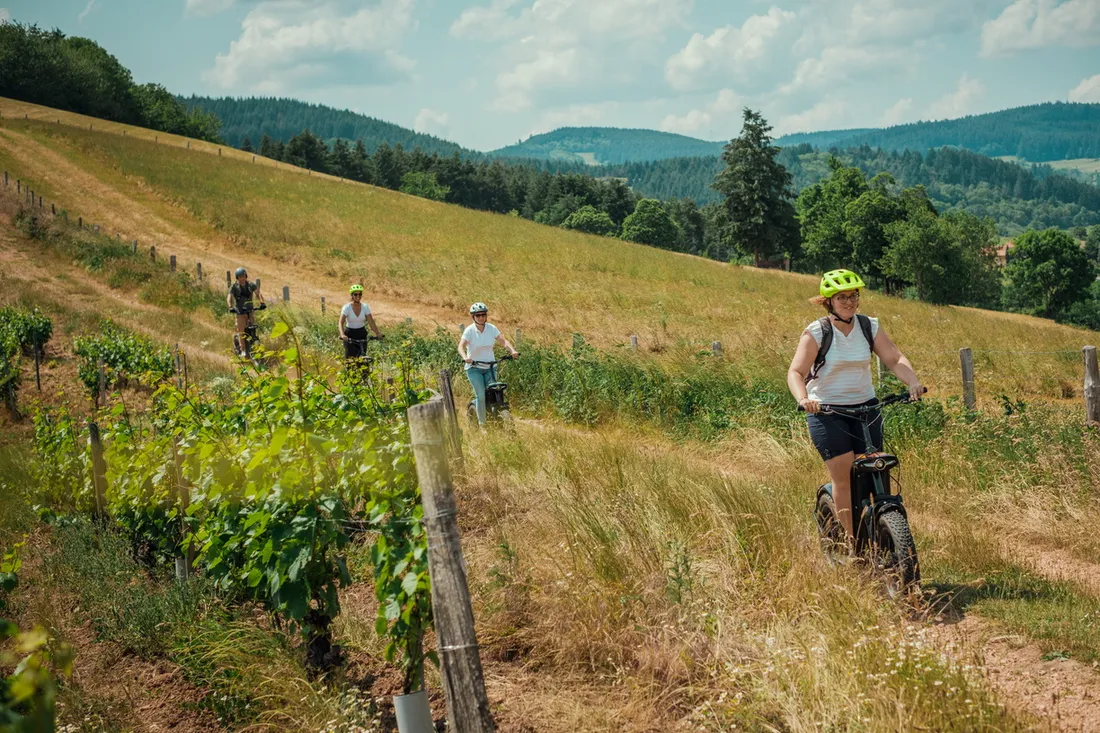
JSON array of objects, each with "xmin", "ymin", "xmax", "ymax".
[
  {"xmin": 0, "ymin": 99, "xmax": 1092, "ymax": 401},
  {"xmin": 491, "ymin": 126, "xmax": 725, "ymax": 164}
]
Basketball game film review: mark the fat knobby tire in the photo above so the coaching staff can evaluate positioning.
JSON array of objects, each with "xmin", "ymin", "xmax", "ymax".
[{"xmin": 877, "ymin": 510, "xmax": 920, "ymax": 595}]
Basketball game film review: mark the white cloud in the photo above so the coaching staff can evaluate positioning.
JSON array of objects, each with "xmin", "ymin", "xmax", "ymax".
[
  {"xmin": 665, "ymin": 8, "xmax": 797, "ymax": 91},
  {"xmin": 0, "ymin": 8, "xmax": 9, "ymax": 23},
  {"xmin": 776, "ymin": 99, "xmax": 847, "ymax": 135},
  {"xmin": 206, "ymin": 0, "xmax": 417, "ymax": 92},
  {"xmin": 77, "ymin": 0, "xmax": 98, "ymax": 23},
  {"xmin": 1069, "ymin": 73, "xmax": 1100, "ymax": 101},
  {"xmin": 981, "ymin": 0, "xmax": 1100, "ymax": 56},
  {"xmin": 927, "ymin": 74, "xmax": 985, "ymax": 120},
  {"xmin": 186, "ymin": 0, "xmax": 237, "ymax": 17},
  {"xmin": 659, "ymin": 89, "xmax": 741, "ymax": 136},
  {"xmin": 452, "ymin": 0, "xmax": 691, "ymax": 112},
  {"xmin": 779, "ymin": 45, "xmax": 900, "ymax": 96},
  {"xmin": 413, "ymin": 108, "xmax": 450, "ymax": 136},
  {"xmin": 880, "ymin": 98, "xmax": 914, "ymax": 126}
]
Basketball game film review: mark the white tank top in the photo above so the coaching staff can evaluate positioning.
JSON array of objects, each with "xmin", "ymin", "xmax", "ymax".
[{"xmin": 805, "ymin": 317, "xmax": 879, "ymax": 405}]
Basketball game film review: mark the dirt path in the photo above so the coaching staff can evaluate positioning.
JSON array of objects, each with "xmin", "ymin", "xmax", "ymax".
[
  {"xmin": 0, "ymin": 219, "xmax": 231, "ymax": 373},
  {"xmin": 0, "ymin": 127, "xmax": 453, "ymax": 328},
  {"xmin": 1001, "ymin": 539, "xmax": 1100, "ymax": 599},
  {"xmin": 930, "ymin": 615, "xmax": 1100, "ymax": 733}
]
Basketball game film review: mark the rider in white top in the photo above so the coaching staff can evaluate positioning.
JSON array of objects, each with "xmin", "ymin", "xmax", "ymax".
[
  {"xmin": 457, "ymin": 302, "xmax": 519, "ymax": 425},
  {"xmin": 339, "ymin": 284, "xmax": 382, "ymax": 359},
  {"xmin": 787, "ymin": 269, "xmax": 924, "ymax": 543}
]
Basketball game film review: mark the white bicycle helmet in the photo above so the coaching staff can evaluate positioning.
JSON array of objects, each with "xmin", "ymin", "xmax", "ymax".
[{"xmin": 469, "ymin": 302, "xmax": 488, "ymax": 314}]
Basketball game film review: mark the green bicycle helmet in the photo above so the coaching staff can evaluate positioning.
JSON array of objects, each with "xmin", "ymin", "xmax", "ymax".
[
  {"xmin": 349, "ymin": 284, "xmax": 364, "ymax": 295},
  {"xmin": 820, "ymin": 269, "xmax": 866, "ymax": 298}
]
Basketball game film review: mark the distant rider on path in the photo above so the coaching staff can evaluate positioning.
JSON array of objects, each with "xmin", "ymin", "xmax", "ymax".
[
  {"xmin": 339, "ymin": 284, "xmax": 383, "ymax": 358},
  {"xmin": 458, "ymin": 302, "xmax": 519, "ymax": 426},
  {"xmin": 226, "ymin": 267, "xmax": 265, "ymax": 345},
  {"xmin": 786, "ymin": 269, "xmax": 924, "ymax": 545}
]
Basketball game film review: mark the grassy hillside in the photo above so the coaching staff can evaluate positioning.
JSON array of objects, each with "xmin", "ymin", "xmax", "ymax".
[
  {"xmin": 0, "ymin": 98, "xmax": 1094, "ymax": 401},
  {"xmin": 491, "ymin": 126, "xmax": 725, "ymax": 165},
  {"xmin": 3, "ymin": 99, "xmax": 1100, "ymax": 732}
]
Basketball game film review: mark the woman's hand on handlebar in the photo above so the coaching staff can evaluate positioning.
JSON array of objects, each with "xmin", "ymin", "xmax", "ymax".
[
  {"xmin": 509, "ymin": 350, "xmax": 519, "ymax": 359},
  {"xmin": 907, "ymin": 383, "xmax": 927, "ymax": 402},
  {"xmin": 798, "ymin": 397, "xmax": 821, "ymax": 414},
  {"xmin": 464, "ymin": 357, "xmax": 473, "ymax": 364}
]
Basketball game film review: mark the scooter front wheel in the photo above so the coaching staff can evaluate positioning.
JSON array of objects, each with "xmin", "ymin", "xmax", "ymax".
[{"xmin": 875, "ymin": 510, "xmax": 920, "ymax": 598}]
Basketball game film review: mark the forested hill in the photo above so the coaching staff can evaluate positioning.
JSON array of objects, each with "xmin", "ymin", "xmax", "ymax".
[
  {"xmin": 774, "ymin": 103, "xmax": 1100, "ymax": 161},
  {"xmin": 181, "ymin": 96, "xmax": 473, "ymax": 156},
  {"xmin": 596, "ymin": 144, "xmax": 1100, "ymax": 235},
  {"xmin": 490, "ymin": 127, "xmax": 725, "ymax": 165}
]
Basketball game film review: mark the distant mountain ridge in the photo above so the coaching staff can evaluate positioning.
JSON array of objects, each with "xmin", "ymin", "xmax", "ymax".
[
  {"xmin": 775, "ymin": 103, "xmax": 1100, "ymax": 162},
  {"xmin": 489, "ymin": 126, "xmax": 725, "ymax": 165},
  {"xmin": 182, "ymin": 96, "xmax": 474, "ymax": 157}
]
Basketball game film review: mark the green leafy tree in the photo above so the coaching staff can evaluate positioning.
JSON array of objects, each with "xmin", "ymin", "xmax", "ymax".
[
  {"xmin": 561, "ymin": 205, "xmax": 619, "ymax": 236},
  {"xmin": 621, "ymin": 199, "xmax": 681, "ymax": 249},
  {"xmin": 399, "ymin": 171, "xmax": 450, "ymax": 201},
  {"xmin": 285, "ymin": 129, "xmax": 329, "ymax": 171},
  {"xmin": 240, "ymin": 136, "xmax": 254, "ymax": 153},
  {"xmin": 1003, "ymin": 228, "xmax": 1096, "ymax": 318},
  {"xmin": 258, "ymin": 134, "xmax": 277, "ymax": 159},
  {"xmin": 1084, "ymin": 224, "xmax": 1100, "ymax": 265},
  {"xmin": 664, "ymin": 198, "xmax": 705, "ymax": 253},
  {"xmin": 796, "ymin": 159, "xmax": 869, "ymax": 270},
  {"xmin": 712, "ymin": 109, "xmax": 799, "ymax": 264}
]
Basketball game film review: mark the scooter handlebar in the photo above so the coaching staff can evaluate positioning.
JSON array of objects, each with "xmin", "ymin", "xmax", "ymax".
[{"xmin": 797, "ymin": 388, "xmax": 927, "ymax": 413}]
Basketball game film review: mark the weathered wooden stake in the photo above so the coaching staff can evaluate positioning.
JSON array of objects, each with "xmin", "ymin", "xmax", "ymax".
[
  {"xmin": 1084, "ymin": 346, "xmax": 1100, "ymax": 425},
  {"xmin": 89, "ymin": 422, "xmax": 109, "ymax": 519},
  {"xmin": 438, "ymin": 369, "xmax": 463, "ymax": 465},
  {"xmin": 407, "ymin": 399, "xmax": 495, "ymax": 733},
  {"xmin": 712, "ymin": 341, "xmax": 722, "ymax": 357},
  {"xmin": 320, "ymin": 296, "xmax": 326, "ymax": 314},
  {"xmin": 150, "ymin": 245, "xmax": 156, "ymax": 262},
  {"xmin": 960, "ymin": 347, "xmax": 976, "ymax": 411},
  {"xmin": 514, "ymin": 328, "xmax": 521, "ymax": 344},
  {"xmin": 131, "ymin": 239, "xmax": 138, "ymax": 254},
  {"xmin": 33, "ymin": 335, "xmax": 41, "ymax": 392},
  {"xmin": 196, "ymin": 262, "xmax": 203, "ymax": 282},
  {"xmin": 282, "ymin": 285, "xmax": 290, "ymax": 302},
  {"xmin": 218, "ymin": 148, "xmax": 221, "ymax": 156},
  {"xmin": 51, "ymin": 203, "xmax": 55, "ymax": 215},
  {"xmin": 630, "ymin": 335, "xmax": 639, "ymax": 351},
  {"xmin": 186, "ymin": 141, "xmax": 190, "ymax": 149},
  {"xmin": 226, "ymin": 270, "xmax": 232, "ymax": 289},
  {"xmin": 78, "ymin": 216, "xmax": 82, "ymax": 228},
  {"xmin": 170, "ymin": 255, "xmax": 177, "ymax": 272},
  {"xmin": 406, "ymin": 317, "xmax": 413, "ymax": 325}
]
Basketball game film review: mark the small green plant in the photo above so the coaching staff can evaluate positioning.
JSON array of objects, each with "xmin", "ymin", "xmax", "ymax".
[
  {"xmin": 0, "ymin": 620, "xmax": 74, "ymax": 733},
  {"xmin": 73, "ymin": 321, "xmax": 174, "ymax": 399},
  {"xmin": 0, "ymin": 307, "xmax": 52, "ymax": 356}
]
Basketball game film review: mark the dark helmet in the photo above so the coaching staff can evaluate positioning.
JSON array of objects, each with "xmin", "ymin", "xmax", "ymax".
[{"xmin": 234, "ymin": 267, "xmax": 248, "ymax": 278}]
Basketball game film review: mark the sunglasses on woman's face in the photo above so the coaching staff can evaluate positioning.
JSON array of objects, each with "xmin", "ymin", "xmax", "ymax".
[
  {"xmin": 473, "ymin": 312, "xmax": 488, "ymax": 318},
  {"xmin": 351, "ymin": 293, "xmax": 361, "ymax": 297}
]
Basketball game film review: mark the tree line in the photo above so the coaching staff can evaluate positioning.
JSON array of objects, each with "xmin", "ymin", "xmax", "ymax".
[{"xmin": 0, "ymin": 23, "xmax": 221, "ymax": 142}]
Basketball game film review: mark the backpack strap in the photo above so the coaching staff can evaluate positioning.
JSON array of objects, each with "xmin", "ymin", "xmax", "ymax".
[
  {"xmin": 805, "ymin": 316, "xmax": 833, "ymax": 384},
  {"xmin": 856, "ymin": 314, "xmax": 875, "ymax": 353}
]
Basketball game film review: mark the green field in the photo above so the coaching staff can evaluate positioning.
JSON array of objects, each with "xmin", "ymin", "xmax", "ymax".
[{"xmin": 2, "ymin": 100, "xmax": 1100, "ymax": 732}]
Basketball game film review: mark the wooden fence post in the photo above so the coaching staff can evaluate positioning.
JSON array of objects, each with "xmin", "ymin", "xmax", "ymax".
[
  {"xmin": 960, "ymin": 347, "xmax": 975, "ymax": 411},
  {"xmin": 32, "ymin": 334, "xmax": 41, "ymax": 392},
  {"xmin": 630, "ymin": 335, "xmax": 638, "ymax": 351},
  {"xmin": 150, "ymin": 245, "xmax": 156, "ymax": 262},
  {"xmin": 282, "ymin": 286, "xmax": 290, "ymax": 302},
  {"xmin": 196, "ymin": 262, "xmax": 203, "ymax": 282},
  {"xmin": 320, "ymin": 297, "xmax": 326, "ymax": 314},
  {"xmin": 1084, "ymin": 346, "xmax": 1100, "ymax": 426},
  {"xmin": 438, "ymin": 369, "xmax": 463, "ymax": 465},
  {"xmin": 226, "ymin": 271, "xmax": 232, "ymax": 289},
  {"xmin": 407, "ymin": 399, "xmax": 495, "ymax": 733},
  {"xmin": 712, "ymin": 341, "xmax": 722, "ymax": 357},
  {"xmin": 51, "ymin": 203, "xmax": 56, "ymax": 215},
  {"xmin": 514, "ymin": 328, "xmax": 521, "ymax": 345},
  {"xmin": 170, "ymin": 255, "xmax": 177, "ymax": 272},
  {"xmin": 131, "ymin": 239, "xmax": 137, "ymax": 254},
  {"xmin": 78, "ymin": 216, "xmax": 82, "ymax": 228},
  {"xmin": 89, "ymin": 421, "xmax": 109, "ymax": 519}
]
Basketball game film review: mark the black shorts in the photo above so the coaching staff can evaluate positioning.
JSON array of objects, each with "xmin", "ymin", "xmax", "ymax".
[
  {"xmin": 806, "ymin": 398, "xmax": 882, "ymax": 460},
  {"xmin": 344, "ymin": 327, "xmax": 368, "ymax": 358}
]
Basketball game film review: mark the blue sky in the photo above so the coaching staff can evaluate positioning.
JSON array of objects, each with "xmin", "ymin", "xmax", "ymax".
[{"xmin": 4, "ymin": 0, "xmax": 1100, "ymax": 150}]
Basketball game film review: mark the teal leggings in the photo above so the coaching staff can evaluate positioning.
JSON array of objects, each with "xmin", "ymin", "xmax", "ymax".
[{"xmin": 465, "ymin": 366, "xmax": 493, "ymax": 425}]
